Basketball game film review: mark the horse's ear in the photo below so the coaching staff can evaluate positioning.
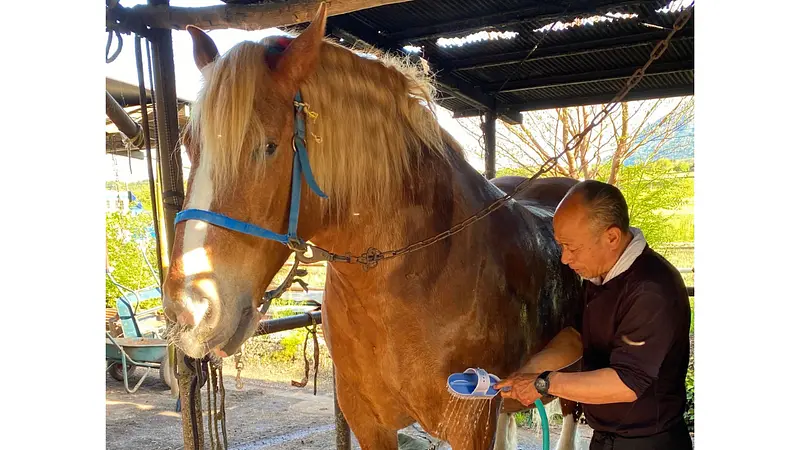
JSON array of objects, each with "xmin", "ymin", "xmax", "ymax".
[
  {"xmin": 186, "ymin": 25, "xmax": 220, "ymax": 72},
  {"xmin": 275, "ymin": 2, "xmax": 328, "ymax": 90}
]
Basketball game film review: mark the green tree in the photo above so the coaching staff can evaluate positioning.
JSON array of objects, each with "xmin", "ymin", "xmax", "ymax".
[
  {"xmin": 597, "ymin": 159, "xmax": 694, "ymax": 247},
  {"xmin": 105, "ymin": 181, "xmax": 160, "ymax": 308}
]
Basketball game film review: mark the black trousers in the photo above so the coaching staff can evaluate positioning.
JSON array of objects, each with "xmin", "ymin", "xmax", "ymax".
[{"xmin": 589, "ymin": 421, "xmax": 693, "ymax": 450}]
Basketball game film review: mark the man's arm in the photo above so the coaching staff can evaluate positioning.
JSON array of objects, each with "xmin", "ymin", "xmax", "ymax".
[
  {"xmin": 498, "ymin": 283, "xmax": 678, "ymax": 407},
  {"xmin": 497, "ymin": 327, "xmax": 584, "ymax": 409},
  {"xmin": 497, "ymin": 327, "xmax": 583, "ymax": 413},
  {"xmin": 518, "ymin": 326, "xmax": 583, "ymax": 373},
  {"xmin": 547, "ymin": 369, "xmax": 636, "ymax": 404}
]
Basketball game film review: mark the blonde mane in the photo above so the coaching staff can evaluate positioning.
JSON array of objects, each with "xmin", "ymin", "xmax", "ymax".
[{"xmin": 189, "ymin": 35, "xmax": 463, "ymax": 219}]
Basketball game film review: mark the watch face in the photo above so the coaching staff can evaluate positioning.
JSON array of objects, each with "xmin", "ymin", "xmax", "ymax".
[{"xmin": 535, "ymin": 377, "xmax": 546, "ymax": 391}]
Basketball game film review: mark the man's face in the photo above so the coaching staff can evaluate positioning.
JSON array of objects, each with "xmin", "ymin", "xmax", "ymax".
[{"xmin": 553, "ymin": 199, "xmax": 622, "ymax": 280}]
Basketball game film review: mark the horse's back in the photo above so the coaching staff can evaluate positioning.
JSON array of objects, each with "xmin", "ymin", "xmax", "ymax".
[
  {"xmin": 491, "ymin": 176, "xmax": 578, "ymax": 210},
  {"xmin": 490, "ymin": 175, "xmax": 583, "ymax": 344}
]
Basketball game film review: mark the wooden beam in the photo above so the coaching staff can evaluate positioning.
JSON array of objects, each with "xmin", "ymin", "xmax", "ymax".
[
  {"xmin": 453, "ymin": 86, "xmax": 694, "ymax": 116},
  {"xmin": 485, "ymin": 60, "xmax": 694, "ymax": 93},
  {"xmin": 113, "ymin": 0, "xmax": 411, "ymax": 31}
]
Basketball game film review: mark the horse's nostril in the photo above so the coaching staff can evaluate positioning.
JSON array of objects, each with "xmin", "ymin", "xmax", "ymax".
[{"xmin": 177, "ymin": 310, "xmax": 196, "ymax": 327}]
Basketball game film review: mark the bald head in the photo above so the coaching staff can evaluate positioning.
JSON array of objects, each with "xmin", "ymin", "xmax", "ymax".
[
  {"xmin": 553, "ymin": 180, "xmax": 632, "ymax": 280},
  {"xmin": 558, "ymin": 180, "xmax": 630, "ymax": 235}
]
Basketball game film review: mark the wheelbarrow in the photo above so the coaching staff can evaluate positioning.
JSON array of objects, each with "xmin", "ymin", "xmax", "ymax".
[
  {"xmin": 106, "ymin": 270, "xmax": 178, "ymax": 394},
  {"xmin": 106, "ymin": 332, "xmax": 174, "ymax": 393}
]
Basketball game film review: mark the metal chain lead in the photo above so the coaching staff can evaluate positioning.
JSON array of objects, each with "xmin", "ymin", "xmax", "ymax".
[
  {"xmin": 302, "ymin": 3, "xmax": 694, "ymax": 270},
  {"xmin": 234, "ymin": 347, "xmax": 245, "ymax": 390}
]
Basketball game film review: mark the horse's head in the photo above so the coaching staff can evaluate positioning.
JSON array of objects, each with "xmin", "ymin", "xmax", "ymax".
[{"xmin": 163, "ymin": 5, "xmax": 331, "ymax": 358}]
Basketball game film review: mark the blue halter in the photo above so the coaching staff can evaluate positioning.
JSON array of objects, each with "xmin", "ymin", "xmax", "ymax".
[{"xmin": 174, "ymin": 91, "xmax": 327, "ymax": 252}]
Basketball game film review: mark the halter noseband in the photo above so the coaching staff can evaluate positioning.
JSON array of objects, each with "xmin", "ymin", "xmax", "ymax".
[{"xmin": 174, "ymin": 40, "xmax": 328, "ymax": 312}]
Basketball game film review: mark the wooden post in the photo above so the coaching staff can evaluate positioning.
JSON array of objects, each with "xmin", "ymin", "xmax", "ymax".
[
  {"xmin": 147, "ymin": 1, "xmax": 195, "ymax": 448},
  {"xmin": 148, "ymin": 0, "xmax": 184, "ymax": 255},
  {"xmin": 484, "ymin": 109, "xmax": 497, "ymax": 179},
  {"xmin": 333, "ymin": 366, "xmax": 351, "ymax": 450}
]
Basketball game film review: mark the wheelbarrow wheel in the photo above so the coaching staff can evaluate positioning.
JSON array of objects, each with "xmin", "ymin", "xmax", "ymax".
[
  {"xmin": 160, "ymin": 354, "xmax": 177, "ymax": 390},
  {"xmin": 108, "ymin": 361, "xmax": 136, "ymax": 382}
]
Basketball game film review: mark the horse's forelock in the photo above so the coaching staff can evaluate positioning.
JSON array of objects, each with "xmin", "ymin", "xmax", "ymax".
[{"xmin": 190, "ymin": 41, "xmax": 274, "ymax": 191}]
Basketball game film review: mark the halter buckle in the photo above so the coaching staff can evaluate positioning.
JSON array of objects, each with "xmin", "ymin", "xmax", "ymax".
[{"xmin": 287, "ymin": 237, "xmax": 308, "ymax": 253}]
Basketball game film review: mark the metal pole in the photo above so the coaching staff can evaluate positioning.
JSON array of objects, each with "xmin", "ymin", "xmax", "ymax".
[
  {"xmin": 254, "ymin": 311, "xmax": 323, "ymax": 336},
  {"xmin": 484, "ymin": 109, "xmax": 497, "ymax": 179},
  {"xmin": 134, "ymin": 35, "xmax": 164, "ymax": 284},
  {"xmin": 105, "ymin": 92, "xmax": 143, "ymax": 143},
  {"xmin": 333, "ymin": 366, "xmax": 352, "ymax": 450}
]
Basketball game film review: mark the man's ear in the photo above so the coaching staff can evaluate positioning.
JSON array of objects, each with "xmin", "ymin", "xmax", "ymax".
[{"xmin": 605, "ymin": 226, "xmax": 623, "ymax": 248}]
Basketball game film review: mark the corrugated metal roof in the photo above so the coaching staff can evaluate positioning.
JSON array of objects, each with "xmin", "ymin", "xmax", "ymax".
[{"xmin": 332, "ymin": 0, "xmax": 694, "ymax": 116}]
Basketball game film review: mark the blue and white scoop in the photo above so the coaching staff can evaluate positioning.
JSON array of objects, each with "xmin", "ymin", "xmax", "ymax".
[{"xmin": 446, "ymin": 367, "xmax": 503, "ymax": 399}]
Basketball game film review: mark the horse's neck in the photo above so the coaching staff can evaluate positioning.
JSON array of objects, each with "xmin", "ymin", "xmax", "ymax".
[{"xmin": 315, "ymin": 146, "xmax": 534, "ymax": 292}]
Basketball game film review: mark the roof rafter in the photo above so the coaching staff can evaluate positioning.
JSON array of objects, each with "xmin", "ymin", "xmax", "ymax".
[
  {"xmin": 328, "ymin": 15, "xmax": 523, "ymax": 124},
  {"xmin": 484, "ymin": 59, "xmax": 693, "ymax": 93},
  {"xmin": 449, "ymin": 30, "xmax": 693, "ymax": 71},
  {"xmin": 385, "ymin": 0, "xmax": 646, "ymax": 43}
]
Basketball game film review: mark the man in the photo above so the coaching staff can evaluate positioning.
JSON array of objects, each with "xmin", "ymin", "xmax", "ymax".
[{"xmin": 495, "ymin": 180, "xmax": 692, "ymax": 449}]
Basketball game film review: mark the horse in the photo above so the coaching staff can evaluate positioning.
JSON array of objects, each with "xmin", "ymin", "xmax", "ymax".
[{"xmin": 163, "ymin": 4, "xmax": 584, "ymax": 449}]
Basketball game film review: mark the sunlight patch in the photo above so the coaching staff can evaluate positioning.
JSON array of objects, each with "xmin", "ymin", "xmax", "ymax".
[
  {"xmin": 437, "ymin": 30, "xmax": 518, "ymax": 48},
  {"xmin": 403, "ymin": 45, "xmax": 422, "ymax": 54},
  {"xmin": 657, "ymin": 0, "xmax": 694, "ymax": 14},
  {"xmin": 533, "ymin": 12, "xmax": 638, "ymax": 33}
]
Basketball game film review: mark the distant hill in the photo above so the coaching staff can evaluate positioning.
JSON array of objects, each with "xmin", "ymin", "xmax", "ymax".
[{"xmin": 624, "ymin": 121, "xmax": 694, "ymax": 165}]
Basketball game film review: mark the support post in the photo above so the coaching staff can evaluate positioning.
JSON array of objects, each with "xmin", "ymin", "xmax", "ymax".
[
  {"xmin": 484, "ymin": 109, "xmax": 497, "ymax": 179},
  {"xmin": 333, "ymin": 366, "xmax": 352, "ymax": 450},
  {"xmin": 149, "ymin": 0, "xmax": 184, "ymax": 259},
  {"xmin": 147, "ymin": 1, "xmax": 194, "ymax": 448}
]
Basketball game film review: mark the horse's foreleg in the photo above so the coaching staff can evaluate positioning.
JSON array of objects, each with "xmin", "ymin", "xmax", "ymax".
[
  {"xmin": 492, "ymin": 412, "xmax": 518, "ymax": 450},
  {"xmin": 335, "ymin": 373, "xmax": 399, "ymax": 450},
  {"xmin": 555, "ymin": 399, "xmax": 582, "ymax": 450}
]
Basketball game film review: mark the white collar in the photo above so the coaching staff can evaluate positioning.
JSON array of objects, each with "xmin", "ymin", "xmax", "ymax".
[{"xmin": 588, "ymin": 227, "xmax": 647, "ymax": 285}]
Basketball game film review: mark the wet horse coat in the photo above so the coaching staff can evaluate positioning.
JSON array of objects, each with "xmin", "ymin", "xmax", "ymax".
[{"xmin": 163, "ymin": 5, "xmax": 583, "ymax": 449}]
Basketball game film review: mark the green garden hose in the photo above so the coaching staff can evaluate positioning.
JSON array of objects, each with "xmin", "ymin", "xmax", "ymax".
[{"xmin": 534, "ymin": 398, "xmax": 550, "ymax": 450}]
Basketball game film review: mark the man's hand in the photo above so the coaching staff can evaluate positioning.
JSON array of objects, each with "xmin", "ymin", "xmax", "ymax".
[{"xmin": 494, "ymin": 373, "xmax": 542, "ymax": 407}]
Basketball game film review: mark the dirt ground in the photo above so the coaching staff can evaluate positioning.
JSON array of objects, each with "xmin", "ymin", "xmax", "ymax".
[{"xmin": 106, "ymin": 358, "xmax": 595, "ymax": 450}]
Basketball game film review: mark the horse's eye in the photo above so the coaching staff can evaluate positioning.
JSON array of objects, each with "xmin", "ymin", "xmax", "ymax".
[{"xmin": 264, "ymin": 142, "xmax": 278, "ymax": 156}]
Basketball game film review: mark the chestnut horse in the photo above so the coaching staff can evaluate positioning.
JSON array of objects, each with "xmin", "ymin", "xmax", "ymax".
[{"xmin": 163, "ymin": 5, "xmax": 583, "ymax": 449}]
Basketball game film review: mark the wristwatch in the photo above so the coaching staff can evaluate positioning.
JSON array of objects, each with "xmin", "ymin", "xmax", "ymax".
[{"xmin": 534, "ymin": 371, "xmax": 553, "ymax": 395}]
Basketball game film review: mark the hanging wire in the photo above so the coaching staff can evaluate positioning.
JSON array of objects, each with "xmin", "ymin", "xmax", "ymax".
[{"xmin": 106, "ymin": 29, "xmax": 123, "ymax": 63}]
